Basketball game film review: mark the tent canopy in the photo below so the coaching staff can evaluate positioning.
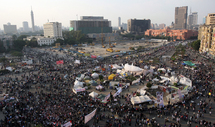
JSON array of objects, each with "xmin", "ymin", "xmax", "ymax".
[
  {"xmin": 89, "ymin": 80, "xmax": 98, "ymax": 86},
  {"xmin": 131, "ymin": 95, "xmax": 151, "ymax": 105},
  {"xmin": 183, "ymin": 61, "xmax": 195, "ymax": 66},
  {"xmin": 91, "ymin": 73, "xmax": 99, "ymax": 78},
  {"xmin": 124, "ymin": 63, "xmax": 143, "ymax": 72},
  {"xmin": 74, "ymin": 80, "xmax": 84, "ymax": 88},
  {"xmin": 179, "ymin": 75, "xmax": 192, "ymax": 87},
  {"xmin": 111, "ymin": 64, "xmax": 122, "ymax": 69},
  {"xmin": 89, "ymin": 91, "xmax": 98, "ymax": 98},
  {"xmin": 108, "ymin": 74, "xmax": 116, "ymax": 80},
  {"xmin": 96, "ymin": 85, "xmax": 104, "ymax": 90}
]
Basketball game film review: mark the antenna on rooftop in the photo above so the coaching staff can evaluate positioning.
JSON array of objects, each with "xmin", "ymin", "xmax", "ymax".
[{"xmin": 76, "ymin": 14, "xmax": 78, "ymax": 20}]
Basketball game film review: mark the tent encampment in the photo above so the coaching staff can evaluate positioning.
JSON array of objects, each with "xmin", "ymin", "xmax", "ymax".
[
  {"xmin": 112, "ymin": 64, "xmax": 122, "ymax": 69},
  {"xmin": 96, "ymin": 85, "xmax": 104, "ymax": 90},
  {"xmin": 91, "ymin": 73, "xmax": 99, "ymax": 78},
  {"xmin": 74, "ymin": 60, "xmax": 80, "ymax": 64},
  {"xmin": 89, "ymin": 80, "xmax": 98, "ymax": 86},
  {"xmin": 124, "ymin": 63, "xmax": 143, "ymax": 72},
  {"xmin": 179, "ymin": 75, "xmax": 192, "ymax": 87},
  {"xmin": 183, "ymin": 61, "xmax": 195, "ymax": 66},
  {"xmin": 131, "ymin": 95, "xmax": 152, "ymax": 105},
  {"xmin": 108, "ymin": 74, "xmax": 116, "ymax": 80},
  {"xmin": 89, "ymin": 91, "xmax": 98, "ymax": 98},
  {"xmin": 74, "ymin": 80, "xmax": 84, "ymax": 88}
]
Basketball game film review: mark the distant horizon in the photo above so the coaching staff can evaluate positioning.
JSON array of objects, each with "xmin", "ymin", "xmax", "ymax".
[{"xmin": 0, "ymin": 0, "xmax": 214, "ymax": 30}]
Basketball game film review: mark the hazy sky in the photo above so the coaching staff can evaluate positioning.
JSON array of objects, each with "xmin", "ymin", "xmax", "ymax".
[{"xmin": 0, "ymin": 0, "xmax": 214, "ymax": 29}]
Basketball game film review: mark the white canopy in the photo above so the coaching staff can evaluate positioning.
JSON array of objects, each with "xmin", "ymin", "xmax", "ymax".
[
  {"xmin": 112, "ymin": 64, "xmax": 122, "ymax": 69},
  {"xmin": 6, "ymin": 67, "xmax": 13, "ymax": 72},
  {"xmin": 157, "ymin": 68, "xmax": 166, "ymax": 73},
  {"xmin": 144, "ymin": 65, "xmax": 149, "ymax": 69},
  {"xmin": 74, "ymin": 80, "xmax": 84, "ymax": 88},
  {"xmin": 131, "ymin": 95, "xmax": 152, "ymax": 105},
  {"xmin": 170, "ymin": 76, "xmax": 178, "ymax": 85},
  {"xmin": 179, "ymin": 75, "xmax": 192, "ymax": 87},
  {"xmin": 89, "ymin": 91, "xmax": 98, "ymax": 98},
  {"xmin": 91, "ymin": 73, "xmax": 99, "ymax": 78},
  {"xmin": 96, "ymin": 85, "xmax": 104, "ymax": 90},
  {"xmin": 74, "ymin": 60, "xmax": 80, "ymax": 64},
  {"xmin": 22, "ymin": 59, "xmax": 33, "ymax": 64},
  {"xmin": 124, "ymin": 63, "xmax": 143, "ymax": 72}
]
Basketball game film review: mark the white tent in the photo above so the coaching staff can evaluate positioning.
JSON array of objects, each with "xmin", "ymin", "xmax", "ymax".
[
  {"xmin": 170, "ymin": 76, "xmax": 178, "ymax": 85},
  {"xmin": 151, "ymin": 85, "xmax": 158, "ymax": 89},
  {"xmin": 22, "ymin": 59, "xmax": 33, "ymax": 64},
  {"xmin": 131, "ymin": 95, "xmax": 152, "ymax": 105},
  {"xmin": 91, "ymin": 73, "xmax": 99, "ymax": 78},
  {"xmin": 74, "ymin": 80, "xmax": 84, "ymax": 88},
  {"xmin": 6, "ymin": 67, "xmax": 13, "ymax": 72},
  {"xmin": 157, "ymin": 68, "xmax": 166, "ymax": 73},
  {"xmin": 112, "ymin": 64, "xmax": 122, "ymax": 69},
  {"xmin": 144, "ymin": 65, "xmax": 149, "ymax": 69},
  {"xmin": 124, "ymin": 63, "xmax": 143, "ymax": 72},
  {"xmin": 74, "ymin": 60, "xmax": 80, "ymax": 64},
  {"xmin": 179, "ymin": 75, "xmax": 192, "ymax": 87},
  {"xmin": 96, "ymin": 85, "xmax": 104, "ymax": 90},
  {"xmin": 89, "ymin": 91, "xmax": 98, "ymax": 98}
]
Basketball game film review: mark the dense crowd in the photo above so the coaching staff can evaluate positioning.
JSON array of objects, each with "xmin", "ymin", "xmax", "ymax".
[{"xmin": 0, "ymin": 41, "xmax": 215, "ymax": 127}]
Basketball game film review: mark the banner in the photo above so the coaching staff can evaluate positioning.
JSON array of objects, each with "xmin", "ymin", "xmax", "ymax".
[
  {"xmin": 56, "ymin": 60, "xmax": 64, "ymax": 65},
  {"xmin": 85, "ymin": 108, "xmax": 97, "ymax": 124},
  {"xmin": 178, "ymin": 89, "xmax": 182, "ymax": 99},
  {"xmin": 61, "ymin": 121, "xmax": 72, "ymax": 127},
  {"xmin": 102, "ymin": 94, "xmax": 110, "ymax": 103},
  {"xmin": 113, "ymin": 88, "xmax": 122, "ymax": 97},
  {"xmin": 156, "ymin": 92, "xmax": 164, "ymax": 107}
]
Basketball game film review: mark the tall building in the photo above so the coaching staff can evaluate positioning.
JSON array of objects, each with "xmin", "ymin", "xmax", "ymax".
[
  {"xmin": 43, "ymin": 22, "xmax": 62, "ymax": 38},
  {"xmin": 70, "ymin": 16, "xmax": 112, "ymax": 34},
  {"xmin": 206, "ymin": 13, "xmax": 215, "ymax": 25},
  {"xmin": 127, "ymin": 19, "xmax": 151, "ymax": 33},
  {"xmin": 118, "ymin": 17, "xmax": 121, "ymax": 27},
  {"xmin": 188, "ymin": 12, "xmax": 198, "ymax": 29},
  {"xmin": 121, "ymin": 23, "xmax": 127, "ymax": 30},
  {"xmin": 31, "ymin": 8, "xmax": 35, "ymax": 32},
  {"xmin": 174, "ymin": 6, "xmax": 188, "ymax": 29},
  {"xmin": 23, "ymin": 21, "xmax": 29, "ymax": 32},
  {"xmin": 3, "ymin": 23, "xmax": 17, "ymax": 34}
]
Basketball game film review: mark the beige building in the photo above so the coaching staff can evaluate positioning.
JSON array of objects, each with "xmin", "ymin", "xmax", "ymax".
[
  {"xmin": 43, "ymin": 22, "xmax": 62, "ymax": 38},
  {"xmin": 198, "ymin": 25, "xmax": 215, "ymax": 57},
  {"xmin": 206, "ymin": 13, "xmax": 215, "ymax": 25}
]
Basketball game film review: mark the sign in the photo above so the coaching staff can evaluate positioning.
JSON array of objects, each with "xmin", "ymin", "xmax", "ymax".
[
  {"xmin": 61, "ymin": 121, "xmax": 72, "ymax": 127},
  {"xmin": 85, "ymin": 108, "xmax": 97, "ymax": 124},
  {"xmin": 156, "ymin": 92, "xmax": 164, "ymax": 107},
  {"xmin": 113, "ymin": 88, "xmax": 122, "ymax": 97},
  {"xmin": 56, "ymin": 60, "xmax": 64, "ymax": 65},
  {"xmin": 102, "ymin": 94, "xmax": 110, "ymax": 103}
]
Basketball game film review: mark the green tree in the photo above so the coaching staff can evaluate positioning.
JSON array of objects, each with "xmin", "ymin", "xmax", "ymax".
[
  {"xmin": 12, "ymin": 35, "xmax": 17, "ymax": 40},
  {"xmin": 11, "ymin": 51, "xmax": 23, "ymax": 57},
  {"xmin": 0, "ymin": 57, "xmax": 8, "ymax": 69},
  {"xmin": 191, "ymin": 40, "xmax": 200, "ymax": 50},
  {"xmin": 0, "ymin": 40, "xmax": 6, "ymax": 53},
  {"xmin": 12, "ymin": 40, "xmax": 26, "ymax": 51},
  {"xmin": 17, "ymin": 35, "xmax": 28, "ymax": 40}
]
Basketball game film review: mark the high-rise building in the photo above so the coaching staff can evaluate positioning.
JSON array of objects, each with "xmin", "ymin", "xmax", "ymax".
[
  {"xmin": 121, "ymin": 23, "xmax": 127, "ymax": 30},
  {"xmin": 188, "ymin": 12, "xmax": 198, "ymax": 29},
  {"xmin": 31, "ymin": 8, "xmax": 35, "ymax": 32},
  {"xmin": 43, "ymin": 22, "xmax": 62, "ymax": 38},
  {"xmin": 127, "ymin": 19, "xmax": 151, "ymax": 33},
  {"xmin": 174, "ymin": 6, "xmax": 188, "ymax": 29},
  {"xmin": 23, "ymin": 21, "xmax": 29, "ymax": 32},
  {"xmin": 118, "ymin": 17, "xmax": 121, "ymax": 27},
  {"xmin": 70, "ymin": 16, "xmax": 112, "ymax": 34},
  {"xmin": 3, "ymin": 23, "xmax": 17, "ymax": 34},
  {"xmin": 206, "ymin": 13, "xmax": 215, "ymax": 25}
]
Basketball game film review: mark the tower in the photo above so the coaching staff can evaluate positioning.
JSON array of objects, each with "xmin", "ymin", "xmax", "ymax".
[
  {"xmin": 118, "ymin": 17, "xmax": 121, "ymax": 27},
  {"xmin": 31, "ymin": 7, "xmax": 35, "ymax": 32}
]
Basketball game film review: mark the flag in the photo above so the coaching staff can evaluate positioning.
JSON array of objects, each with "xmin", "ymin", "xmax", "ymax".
[{"xmin": 56, "ymin": 60, "xmax": 64, "ymax": 65}]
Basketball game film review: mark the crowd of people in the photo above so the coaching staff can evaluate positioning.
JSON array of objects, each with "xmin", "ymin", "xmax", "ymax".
[{"xmin": 0, "ymin": 41, "xmax": 215, "ymax": 127}]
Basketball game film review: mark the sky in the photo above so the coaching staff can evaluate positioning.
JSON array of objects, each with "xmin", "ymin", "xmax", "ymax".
[{"xmin": 0, "ymin": 0, "xmax": 214, "ymax": 29}]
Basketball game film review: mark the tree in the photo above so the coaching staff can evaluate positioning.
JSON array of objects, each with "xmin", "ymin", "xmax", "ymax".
[
  {"xmin": 0, "ymin": 57, "xmax": 8, "ymax": 69},
  {"xmin": 12, "ymin": 35, "xmax": 17, "ymax": 40},
  {"xmin": 0, "ymin": 40, "xmax": 6, "ymax": 53},
  {"xmin": 11, "ymin": 51, "xmax": 23, "ymax": 57},
  {"xmin": 191, "ymin": 40, "xmax": 200, "ymax": 51},
  {"xmin": 17, "ymin": 35, "xmax": 28, "ymax": 40},
  {"xmin": 12, "ymin": 40, "xmax": 26, "ymax": 51},
  {"xmin": 147, "ymin": 82, "xmax": 152, "ymax": 88}
]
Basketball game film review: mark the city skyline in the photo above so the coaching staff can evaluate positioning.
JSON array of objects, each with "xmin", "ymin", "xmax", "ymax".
[{"xmin": 0, "ymin": 0, "xmax": 214, "ymax": 30}]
